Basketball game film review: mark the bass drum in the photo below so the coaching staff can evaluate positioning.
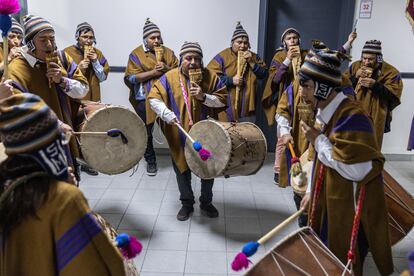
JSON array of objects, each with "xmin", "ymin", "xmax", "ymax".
[
  {"xmin": 76, "ymin": 103, "xmax": 147, "ymax": 175},
  {"xmin": 383, "ymin": 170, "xmax": 414, "ymax": 245},
  {"xmin": 184, "ymin": 119, "xmax": 267, "ymax": 179},
  {"xmin": 246, "ymin": 227, "xmax": 351, "ymax": 275}
]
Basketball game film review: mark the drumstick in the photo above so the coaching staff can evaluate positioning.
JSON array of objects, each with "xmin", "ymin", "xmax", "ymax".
[
  {"xmin": 174, "ymin": 122, "xmax": 212, "ymax": 161},
  {"xmin": 72, "ymin": 129, "xmax": 128, "ymax": 144},
  {"xmin": 288, "ymin": 142, "xmax": 302, "ymax": 177},
  {"xmin": 231, "ymin": 208, "xmax": 305, "ymax": 272}
]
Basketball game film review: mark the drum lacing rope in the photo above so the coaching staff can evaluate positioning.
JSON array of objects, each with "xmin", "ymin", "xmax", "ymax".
[{"xmin": 342, "ymin": 185, "xmax": 366, "ymax": 276}]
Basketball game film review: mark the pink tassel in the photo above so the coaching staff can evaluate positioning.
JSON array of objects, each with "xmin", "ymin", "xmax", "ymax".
[
  {"xmin": 231, "ymin": 252, "xmax": 250, "ymax": 271},
  {"xmin": 0, "ymin": 0, "xmax": 20, "ymax": 14},
  {"xmin": 199, "ymin": 148, "xmax": 212, "ymax": 161},
  {"xmin": 120, "ymin": 236, "xmax": 142, "ymax": 259}
]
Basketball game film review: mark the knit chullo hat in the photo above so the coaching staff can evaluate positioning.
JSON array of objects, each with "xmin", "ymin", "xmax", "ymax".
[
  {"xmin": 231, "ymin": 21, "xmax": 249, "ymax": 42},
  {"xmin": 10, "ymin": 18, "xmax": 24, "ymax": 35},
  {"xmin": 75, "ymin": 22, "xmax": 95, "ymax": 41},
  {"xmin": 281, "ymin": 27, "xmax": 300, "ymax": 44},
  {"xmin": 299, "ymin": 49, "xmax": 344, "ymax": 100},
  {"xmin": 362, "ymin": 40, "xmax": 382, "ymax": 63},
  {"xmin": 143, "ymin": 18, "xmax": 161, "ymax": 39},
  {"xmin": 23, "ymin": 15, "xmax": 54, "ymax": 45},
  {"xmin": 0, "ymin": 93, "xmax": 68, "ymax": 180},
  {"xmin": 362, "ymin": 40, "xmax": 382, "ymax": 55},
  {"xmin": 179, "ymin": 41, "xmax": 203, "ymax": 58}
]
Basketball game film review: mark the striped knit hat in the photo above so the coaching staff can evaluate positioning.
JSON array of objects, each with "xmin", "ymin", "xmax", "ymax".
[
  {"xmin": 23, "ymin": 15, "xmax": 54, "ymax": 45},
  {"xmin": 179, "ymin": 41, "xmax": 203, "ymax": 58},
  {"xmin": 10, "ymin": 18, "xmax": 24, "ymax": 35},
  {"xmin": 143, "ymin": 18, "xmax": 161, "ymax": 39},
  {"xmin": 0, "ymin": 93, "xmax": 68, "ymax": 179},
  {"xmin": 281, "ymin": 27, "xmax": 300, "ymax": 44},
  {"xmin": 299, "ymin": 49, "xmax": 343, "ymax": 100},
  {"xmin": 362, "ymin": 40, "xmax": 382, "ymax": 55},
  {"xmin": 231, "ymin": 21, "xmax": 249, "ymax": 42},
  {"xmin": 0, "ymin": 93, "xmax": 60, "ymax": 155},
  {"xmin": 75, "ymin": 22, "xmax": 95, "ymax": 40},
  {"xmin": 311, "ymin": 39, "xmax": 327, "ymax": 51}
]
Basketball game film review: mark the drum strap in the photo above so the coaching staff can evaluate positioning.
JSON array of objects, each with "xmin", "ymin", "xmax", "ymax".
[
  {"xmin": 179, "ymin": 74, "xmax": 194, "ymax": 126},
  {"xmin": 309, "ymin": 163, "xmax": 325, "ymax": 228}
]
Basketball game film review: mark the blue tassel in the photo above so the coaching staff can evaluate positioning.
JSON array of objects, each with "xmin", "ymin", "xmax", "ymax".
[
  {"xmin": 242, "ymin": 241, "xmax": 260, "ymax": 257},
  {"xmin": 193, "ymin": 141, "xmax": 202, "ymax": 152},
  {"xmin": 0, "ymin": 15, "xmax": 11, "ymax": 37},
  {"xmin": 115, "ymin": 233, "xmax": 130, "ymax": 247}
]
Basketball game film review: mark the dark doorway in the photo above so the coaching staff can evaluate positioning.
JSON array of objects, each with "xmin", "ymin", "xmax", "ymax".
[{"xmin": 256, "ymin": 0, "xmax": 355, "ymax": 152}]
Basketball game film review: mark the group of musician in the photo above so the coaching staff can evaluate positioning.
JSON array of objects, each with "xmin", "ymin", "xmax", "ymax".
[{"xmin": 0, "ymin": 14, "xmax": 405, "ymax": 276}]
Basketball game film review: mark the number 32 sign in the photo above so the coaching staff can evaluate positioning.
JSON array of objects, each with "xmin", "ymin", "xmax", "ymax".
[{"xmin": 359, "ymin": 0, "xmax": 373, "ymax": 19}]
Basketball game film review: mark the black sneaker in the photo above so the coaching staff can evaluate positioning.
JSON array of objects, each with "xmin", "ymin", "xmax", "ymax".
[
  {"xmin": 146, "ymin": 162, "xmax": 158, "ymax": 176},
  {"xmin": 200, "ymin": 203, "xmax": 219, "ymax": 218},
  {"xmin": 177, "ymin": 205, "xmax": 194, "ymax": 221},
  {"xmin": 80, "ymin": 164, "xmax": 98, "ymax": 176},
  {"xmin": 273, "ymin": 173, "xmax": 279, "ymax": 185}
]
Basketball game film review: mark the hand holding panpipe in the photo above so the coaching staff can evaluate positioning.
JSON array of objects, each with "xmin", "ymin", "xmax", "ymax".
[
  {"xmin": 355, "ymin": 66, "xmax": 373, "ymax": 93},
  {"xmin": 291, "ymin": 45, "xmax": 301, "ymax": 80},
  {"xmin": 83, "ymin": 45, "xmax": 93, "ymax": 60},
  {"xmin": 235, "ymin": 51, "xmax": 248, "ymax": 117},
  {"xmin": 189, "ymin": 68, "xmax": 203, "ymax": 115},
  {"xmin": 45, "ymin": 52, "xmax": 60, "ymax": 88},
  {"xmin": 154, "ymin": 46, "xmax": 164, "ymax": 63}
]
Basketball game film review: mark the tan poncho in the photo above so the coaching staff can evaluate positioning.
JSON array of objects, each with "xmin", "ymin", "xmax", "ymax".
[
  {"xmin": 64, "ymin": 45, "xmax": 109, "ymax": 102},
  {"xmin": 309, "ymin": 99, "xmax": 393, "ymax": 276},
  {"xmin": 147, "ymin": 67, "xmax": 227, "ymax": 172},
  {"xmin": 207, "ymin": 48, "xmax": 267, "ymax": 121}
]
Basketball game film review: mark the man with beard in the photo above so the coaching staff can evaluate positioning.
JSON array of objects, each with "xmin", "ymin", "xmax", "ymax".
[
  {"xmin": 148, "ymin": 42, "xmax": 227, "ymax": 221},
  {"xmin": 299, "ymin": 49, "xmax": 393, "ymax": 276},
  {"xmin": 124, "ymin": 18, "xmax": 178, "ymax": 176},
  {"xmin": 8, "ymin": 15, "xmax": 89, "ymax": 180},
  {"xmin": 207, "ymin": 21, "xmax": 267, "ymax": 122},
  {"xmin": 345, "ymin": 40, "xmax": 403, "ymax": 148}
]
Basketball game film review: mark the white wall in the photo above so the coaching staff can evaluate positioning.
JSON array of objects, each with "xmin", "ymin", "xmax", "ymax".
[
  {"xmin": 352, "ymin": 0, "xmax": 414, "ymax": 154},
  {"xmin": 28, "ymin": 0, "xmax": 260, "ymax": 148}
]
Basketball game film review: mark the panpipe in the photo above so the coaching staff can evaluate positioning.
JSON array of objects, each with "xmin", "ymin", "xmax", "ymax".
[
  {"xmin": 291, "ymin": 45, "xmax": 301, "ymax": 80},
  {"xmin": 154, "ymin": 46, "xmax": 164, "ymax": 63},
  {"xmin": 83, "ymin": 45, "xmax": 93, "ymax": 60},
  {"xmin": 188, "ymin": 68, "xmax": 203, "ymax": 115},
  {"xmin": 45, "ymin": 52, "xmax": 60, "ymax": 88},
  {"xmin": 235, "ymin": 50, "xmax": 248, "ymax": 118},
  {"xmin": 297, "ymin": 97, "xmax": 315, "ymax": 126},
  {"xmin": 355, "ymin": 66, "xmax": 373, "ymax": 93}
]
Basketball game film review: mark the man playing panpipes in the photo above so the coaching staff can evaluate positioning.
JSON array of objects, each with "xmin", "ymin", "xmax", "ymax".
[
  {"xmin": 299, "ymin": 49, "xmax": 393, "ymax": 276},
  {"xmin": 64, "ymin": 22, "xmax": 110, "ymax": 176},
  {"xmin": 148, "ymin": 42, "xmax": 227, "ymax": 221},
  {"xmin": 345, "ymin": 40, "xmax": 403, "ymax": 149},
  {"xmin": 124, "ymin": 18, "xmax": 178, "ymax": 176},
  {"xmin": 0, "ymin": 18, "xmax": 24, "ymax": 77},
  {"xmin": 64, "ymin": 22, "xmax": 109, "ymax": 103},
  {"xmin": 207, "ymin": 21, "xmax": 267, "ymax": 122},
  {"xmin": 8, "ymin": 15, "xmax": 89, "ymax": 180}
]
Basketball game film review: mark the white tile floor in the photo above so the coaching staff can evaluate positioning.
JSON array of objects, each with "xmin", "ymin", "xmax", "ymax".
[{"xmin": 80, "ymin": 154, "xmax": 414, "ymax": 276}]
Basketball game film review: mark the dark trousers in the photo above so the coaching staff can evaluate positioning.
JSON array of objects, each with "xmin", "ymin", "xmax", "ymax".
[
  {"xmin": 172, "ymin": 160, "xmax": 214, "ymax": 207},
  {"xmin": 133, "ymin": 100, "xmax": 156, "ymax": 164},
  {"xmin": 293, "ymin": 192, "xmax": 309, "ymax": 227}
]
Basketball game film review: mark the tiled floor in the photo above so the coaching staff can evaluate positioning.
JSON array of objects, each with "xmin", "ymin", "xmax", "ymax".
[{"xmin": 80, "ymin": 154, "xmax": 414, "ymax": 276}]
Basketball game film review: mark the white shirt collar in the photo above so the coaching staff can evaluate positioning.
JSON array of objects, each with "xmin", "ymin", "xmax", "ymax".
[
  {"xmin": 21, "ymin": 45, "xmax": 41, "ymax": 68},
  {"xmin": 143, "ymin": 43, "xmax": 151, "ymax": 52},
  {"xmin": 316, "ymin": 92, "xmax": 347, "ymax": 126}
]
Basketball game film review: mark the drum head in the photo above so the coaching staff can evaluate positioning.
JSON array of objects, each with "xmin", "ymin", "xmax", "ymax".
[
  {"xmin": 184, "ymin": 120, "xmax": 232, "ymax": 179},
  {"xmin": 80, "ymin": 106, "xmax": 147, "ymax": 175},
  {"xmin": 0, "ymin": 143, "xmax": 7, "ymax": 164}
]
